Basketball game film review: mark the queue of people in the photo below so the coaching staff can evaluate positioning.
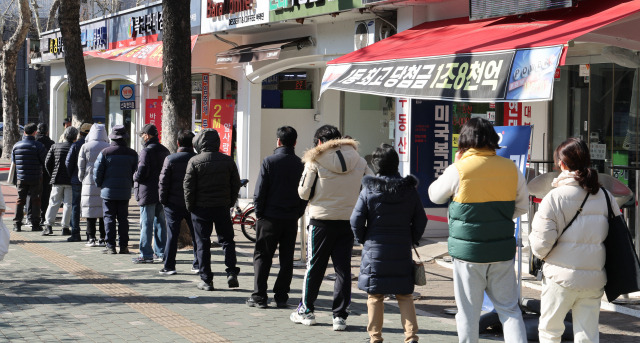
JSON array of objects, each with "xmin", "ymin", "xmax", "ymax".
[{"xmin": 7, "ymin": 117, "xmax": 612, "ymax": 343}]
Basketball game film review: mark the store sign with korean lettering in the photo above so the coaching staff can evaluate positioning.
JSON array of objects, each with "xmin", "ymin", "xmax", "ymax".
[
  {"xmin": 410, "ymin": 100, "xmax": 451, "ymax": 207},
  {"xmin": 120, "ymin": 84, "xmax": 136, "ymax": 110},
  {"xmin": 109, "ymin": 4, "xmax": 162, "ymax": 49},
  {"xmin": 81, "ymin": 25, "xmax": 107, "ymax": 51},
  {"xmin": 206, "ymin": 99, "xmax": 235, "ymax": 156},
  {"xmin": 201, "ymin": 0, "xmax": 269, "ymax": 33},
  {"xmin": 322, "ymin": 46, "xmax": 563, "ymax": 102},
  {"xmin": 395, "ymin": 98, "xmax": 410, "ymax": 161},
  {"xmin": 145, "ymin": 98, "xmax": 163, "ymax": 140}
]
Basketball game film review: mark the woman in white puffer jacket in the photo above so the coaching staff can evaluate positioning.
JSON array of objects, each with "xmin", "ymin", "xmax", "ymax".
[{"xmin": 530, "ymin": 137, "xmax": 619, "ymax": 343}]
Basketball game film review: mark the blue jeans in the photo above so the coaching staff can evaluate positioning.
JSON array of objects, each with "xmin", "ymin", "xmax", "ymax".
[
  {"xmin": 139, "ymin": 203, "xmax": 167, "ymax": 259},
  {"xmin": 70, "ymin": 184, "xmax": 82, "ymax": 234}
]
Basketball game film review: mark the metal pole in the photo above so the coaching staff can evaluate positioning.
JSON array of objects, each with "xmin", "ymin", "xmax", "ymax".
[{"xmin": 24, "ymin": 39, "xmax": 29, "ymax": 125}]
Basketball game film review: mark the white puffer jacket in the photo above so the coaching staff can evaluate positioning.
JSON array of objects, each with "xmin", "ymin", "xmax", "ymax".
[
  {"xmin": 298, "ymin": 138, "xmax": 373, "ymax": 220},
  {"xmin": 530, "ymin": 171, "xmax": 619, "ymax": 291}
]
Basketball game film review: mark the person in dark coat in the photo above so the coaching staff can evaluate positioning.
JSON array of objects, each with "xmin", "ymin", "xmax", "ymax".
[
  {"xmin": 132, "ymin": 124, "xmax": 170, "ymax": 264},
  {"xmin": 247, "ymin": 126, "xmax": 306, "ymax": 308},
  {"xmin": 11, "ymin": 123, "xmax": 47, "ymax": 232},
  {"xmin": 42, "ymin": 126, "xmax": 77, "ymax": 236},
  {"xmin": 184, "ymin": 129, "xmax": 241, "ymax": 291},
  {"xmin": 350, "ymin": 144, "xmax": 427, "ymax": 343},
  {"xmin": 65, "ymin": 123, "xmax": 92, "ymax": 242},
  {"xmin": 158, "ymin": 130, "xmax": 197, "ymax": 275},
  {"xmin": 26, "ymin": 123, "xmax": 55, "ymax": 226},
  {"xmin": 94, "ymin": 125, "xmax": 138, "ymax": 255}
]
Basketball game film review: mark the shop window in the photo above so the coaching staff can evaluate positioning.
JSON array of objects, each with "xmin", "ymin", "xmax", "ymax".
[{"xmin": 262, "ymin": 72, "xmax": 312, "ymax": 109}]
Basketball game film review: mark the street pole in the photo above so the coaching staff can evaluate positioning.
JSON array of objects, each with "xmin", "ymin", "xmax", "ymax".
[{"xmin": 24, "ymin": 39, "xmax": 29, "ymax": 125}]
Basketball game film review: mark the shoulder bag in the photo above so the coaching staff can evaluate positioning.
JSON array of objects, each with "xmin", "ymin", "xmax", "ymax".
[
  {"xmin": 602, "ymin": 187, "xmax": 640, "ymax": 302},
  {"xmin": 413, "ymin": 246, "xmax": 427, "ymax": 286},
  {"xmin": 529, "ymin": 191, "xmax": 589, "ymax": 281}
]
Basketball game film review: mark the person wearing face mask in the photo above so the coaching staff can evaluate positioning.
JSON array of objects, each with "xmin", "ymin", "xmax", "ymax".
[{"xmin": 132, "ymin": 124, "xmax": 170, "ymax": 264}]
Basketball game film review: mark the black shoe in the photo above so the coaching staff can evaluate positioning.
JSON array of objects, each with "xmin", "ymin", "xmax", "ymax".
[
  {"xmin": 41, "ymin": 225, "xmax": 53, "ymax": 236},
  {"xmin": 12, "ymin": 225, "xmax": 21, "ymax": 232},
  {"xmin": 227, "ymin": 274, "xmax": 239, "ymax": 288},
  {"xmin": 197, "ymin": 281, "xmax": 214, "ymax": 291},
  {"xmin": 275, "ymin": 301, "xmax": 288, "ymax": 309},
  {"xmin": 246, "ymin": 298, "xmax": 268, "ymax": 309},
  {"xmin": 61, "ymin": 227, "xmax": 71, "ymax": 236},
  {"xmin": 119, "ymin": 247, "xmax": 129, "ymax": 254},
  {"xmin": 102, "ymin": 246, "xmax": 117, "ymax": 254},
  {"xmin": 31, "ymin": 225, "xmax": 43, "ymax": 232},
  {"xmin": 67, "ymin": 234, "xmax": 82, "ymax": 242}
]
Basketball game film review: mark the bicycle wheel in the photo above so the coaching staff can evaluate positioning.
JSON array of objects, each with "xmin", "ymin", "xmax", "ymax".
[{"xmin": 240, "ymin": 207, "xmax": 257, "ymax": 242}]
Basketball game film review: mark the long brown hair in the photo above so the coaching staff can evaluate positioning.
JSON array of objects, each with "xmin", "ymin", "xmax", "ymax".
[{"xmin": 554, "ymin": 138, "xmax": 600, "ymax": 194}]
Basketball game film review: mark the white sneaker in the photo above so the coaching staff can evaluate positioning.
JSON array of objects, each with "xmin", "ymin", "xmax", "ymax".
[
  {"xmin": 85, "ymin": 239, "xmax": 97, "ymax": 247},
  {"xmin": 332, "ymin": 317, "xmax": 347, "ymax": 331},
  {"xmin": 190, "ymin": 267, "xmax": 199, "ymax": 274},
  {"xmin": 290, "ymin": 311, "xmax": 316, "ymax": 326}
]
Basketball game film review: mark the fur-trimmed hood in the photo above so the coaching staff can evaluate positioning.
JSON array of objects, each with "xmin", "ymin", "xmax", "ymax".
[
  {"xmin": 362, "ymin": 174, "xmax": 419, "ymax": 200},
  {"xmin": 302, "ymin": 138, "xmax": 362, "ymax": 174}
]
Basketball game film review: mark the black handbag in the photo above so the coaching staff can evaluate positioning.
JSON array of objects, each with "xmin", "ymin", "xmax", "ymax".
[
  {"xmin": 602, "ymin": 187, "xmax": 640, "ymax": 302},
  {"xmin": 529, "ymin": 192, "xmax": 590, "ymax": 281}
]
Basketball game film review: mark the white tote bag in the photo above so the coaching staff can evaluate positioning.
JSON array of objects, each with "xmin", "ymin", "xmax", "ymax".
[{"xmin": 0, "ymin": 219, "xmax": 10, "ymax": 261}]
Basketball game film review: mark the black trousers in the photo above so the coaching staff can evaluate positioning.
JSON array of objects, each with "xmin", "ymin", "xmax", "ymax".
[
  {"xmin": 26, "ymin": 182, "xmax": 51, "ymax": 224},
  {"xmin": 251, "ymin": 217, "xmax": 298, "ymax": 303},
  {"xmin": 164, "ymin": 205, "xmax": 197, "ymax": 271},
  {"xmin": 296, "ymin": 221, "xmax": 354, "ymax": 319},
  {"xmin": 191, "ymin": 206, "xmax": 240, "ymax": 283},
  {"xmin": 86, "ymin": 217, "xmax": 105, "ymax": 240},
  {"xmin": 103, "ymin": 199, "xmax": 129, "ymax": 249},
  {"xmin": 14, "ymin": 178, "xmax": 42, "ymax": 228}
]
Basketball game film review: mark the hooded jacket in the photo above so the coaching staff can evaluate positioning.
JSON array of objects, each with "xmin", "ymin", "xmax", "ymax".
[
  {"xmin": 133, "ymin": 136, "xmax": 170, "ymax": 206},
  {"xmin": 184, "ymin": 129, "xmax": 241, "ymax": 211},
  {"xmin": 45, "ymin": 141, "xmax": 73, "ymax": 185},
  {"xmin": 78, "ymin": 124, "xmax": 110, "ymax": 218},
  {"xmin": 351, "ymin": 174, "xmax": 427, "ymax": 295},
  {"xmin": 530, "ymin": 171, "xmax": 618, "ymax": 291},
  {"xmin": 12, "ymin": 135, "xmax": 46, "ymax": 182},
  {"xmin": 298, "ymin": 138, "xmax": 373, "ymax": 221}
]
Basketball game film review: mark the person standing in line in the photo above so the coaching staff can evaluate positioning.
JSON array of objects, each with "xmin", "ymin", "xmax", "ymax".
[
  {"xmin": 65, "ymin": 123, "xmax": 92, "ymax": 242},
  {"xmin": 58, "ymin": 117, "xmax": 71, "ymax": 143},
  {"xmin": 351, "ymin": 144, "xmax": 427, "ymax": 343},
  {"xmin": 26, "ymin": 123, "xmax": 55, "ymax": 226},
  {"xmin": 530, "ymin": 138, "xmax": 616, "ymax": 343},
  {"xmin": 246, "ymin": 126, "xmax": 306, "ymax": 309},
  {"xmin": 94, "ymin": 125, "xmax": 138, "ymax": 255},
  {"xmin": 11, "ymin": 123, "xmax": 47, "ymax": 232},
  {"xmin": 158, "ymin": 130, "xmax": 198, "ymax": 275},
  {"xmin": 78, "ymin": 124, "xmax": 110, "ymax": 247},
  {"xmin": 184, "ymin": 129, "xmax": 241, "ymax": 291},
  {"xmin": 428, "ymin": 118, "xmax": 528, "ymax": 343},
  {"xmin": 291, "ymin": 125, "xmax": 372, "ymax": 331},
  {"xmin": 132, "ymin": 124, "xmax": 170, "ymax": 264},
  {"xmin": 42, "ymin": 126, "xmax": 77, "ymax": 236}
]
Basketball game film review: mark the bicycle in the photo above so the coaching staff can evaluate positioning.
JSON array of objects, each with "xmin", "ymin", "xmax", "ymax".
[{"xmin": 231, "ymin": 179, "xmax": 257, "ymax": 242}]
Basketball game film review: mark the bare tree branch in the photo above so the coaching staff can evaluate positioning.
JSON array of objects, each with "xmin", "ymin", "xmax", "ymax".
[
  {"xmin": 45, "ymin": 0, "xmax": 58, "ymax": 31},
  {"xmin": 30, "ymin": 0, "xmax": 42, "ymax": 37}
]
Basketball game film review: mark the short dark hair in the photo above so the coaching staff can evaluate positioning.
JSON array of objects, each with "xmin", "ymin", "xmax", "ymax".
[
  {"xmin": 371, "ymin": 143, "xmax": 399, "ymax": 176},
  {"xmin": 24, "ymin": 123, "xmax": 37, "ymax": 135},
  {"xmin": 277, "ymin": 126, "xmax": 297, "ymax": 147},
  {"xmin": 177, "ymin": 130, "xmax": 194, "ymax": 148},
  {"xmin": 37, "ymin": 123, "xmax": 48, "ymax": 134},
  {"xmin": 458, "ymin": 117, "xmax": 500, "ymax": 151},
  {"xmin": 313, "ymin": 125, "xmax": 341, "ymax": 146}
]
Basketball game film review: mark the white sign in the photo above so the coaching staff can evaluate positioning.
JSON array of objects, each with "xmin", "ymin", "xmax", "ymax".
[
  {"xmin": 579, "ymin": 64, "xmax": 590, "ymax": 77},
  {"xmin": 395, "ymin": 98, "xmax": 410, "ymax": 162},
  {"xmin": 201, "ymin": 0, "xmax": 269, "ymax": 33},
  {"xmin": 590, "ymin": 143, "xmax": 606, "ymax": 160}
]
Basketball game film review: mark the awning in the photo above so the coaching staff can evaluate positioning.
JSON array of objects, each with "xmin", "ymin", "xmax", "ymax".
[
  {"xmin": 321, "ymin": 0, "xmax": 640, "ymax": 102},
  {"xmin": 84, "ymin": 35, "xmax": 198, "ymax": 68},
  {"xmin": 216, "ymin": 36, "xmax": 313, "ymax": 64}
]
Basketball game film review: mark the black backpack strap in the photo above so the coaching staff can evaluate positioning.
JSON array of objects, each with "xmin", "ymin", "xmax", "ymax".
[
  {"xmin": 553, "ymin": 191, "xmax": 590, "ymax": 248},
  {"xmin": 601, "ymin": 186, "xmax": 615, "ymax": 220}
]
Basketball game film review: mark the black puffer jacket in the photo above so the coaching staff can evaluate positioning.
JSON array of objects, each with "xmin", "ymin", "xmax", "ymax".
[
  {"xmin": 11, "ymin": 136, "xmax": 46, "ymax": 182},
  {"xmin": 133, "ymin": 136, "xmax": 170, "ymax": 206},
  {"xmin": 350, "ymin": 174, "xmax": 427, "ymax": 295},
  {"xmin": 159, "ymin": 147, "xmax": 195, "ymax": 209},
  {"xmin": 184, "ymin": 129, "xmax": 240, "ymax": 211},
  {"xmin": 35, "ymin": 133, "xmax": 55, "ymax": 184},
  {"xmin": 45, "ymin": 141, "xmax": 73, "ymax": 185}
]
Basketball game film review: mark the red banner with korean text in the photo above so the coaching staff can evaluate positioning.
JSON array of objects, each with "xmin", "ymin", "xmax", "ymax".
[
  {"xmin": 145, "ymin": 98, "xmax": 162, "ymax": 141},
  {"xmin": 205, "ymin": 99, "xmax": 234, "ymax": 156},
  {"xmin": 503, "ymin": 102, "xmax": 531, "ymax": 126}
]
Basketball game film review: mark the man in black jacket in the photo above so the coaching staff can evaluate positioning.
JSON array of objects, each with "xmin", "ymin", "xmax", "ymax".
[
  {"xmin": 132, "ymin": 124, "xmax": 170, "ymax": 264},
  {"xmin": 184, "ymin": 129, "xmax": 241, "ymax": 291},
  {"xmin": 158, "ymin": 130, "xmax": 197, "ymax": 275},
  {"xmin": 247, "ymin": 126, "xmax": 306, "ymax": 309},
  {"xmin": 11, "ymin": 123, "xmax": 47, "ymax": 232},
  {"xmin": 42, "ymin": 126, "xmax": 77, "ymax": 236},
  {"xmin": 65, "ymin": 123, "xmax": 92, "ymax": 242},
  {"xmin": 26, "ymin": 123, "xmax": 55, "ymax": 226}
]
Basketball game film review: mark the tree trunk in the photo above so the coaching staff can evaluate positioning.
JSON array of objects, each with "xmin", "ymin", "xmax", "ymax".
[
  {"xmin": 59, "ymin": 0, "xmax": 92, "ymax": 126},
  {"xmin": 36, "ymin": 66, "xmax": 48, "ymax": 124},
  {"xmin": 161, "ymin": 0, "xmax": 192, "ymax": 154},
  {"xmin": 1, "ymin": 0, "xmax": 32, "ymax": 159}
]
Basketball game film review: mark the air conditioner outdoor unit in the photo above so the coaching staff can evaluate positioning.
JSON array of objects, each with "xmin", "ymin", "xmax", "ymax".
[{"xmin": 354, "ymin": 19, "xmax": 395, "ymax": 50}]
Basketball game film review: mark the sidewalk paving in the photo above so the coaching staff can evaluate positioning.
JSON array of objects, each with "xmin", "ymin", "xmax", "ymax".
[{"xmin": 1, "ymin": 159, "xmax": 639, "ymax": 342}]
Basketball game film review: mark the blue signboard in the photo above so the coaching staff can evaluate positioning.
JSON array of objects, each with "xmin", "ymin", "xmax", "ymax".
[
  {"xmin": 506, "ymin": 46, "xmax": 562, "ymax": 101},
  {"xmin": 120, "ymin": 84, "xmax": 136, "ymax": 110}
]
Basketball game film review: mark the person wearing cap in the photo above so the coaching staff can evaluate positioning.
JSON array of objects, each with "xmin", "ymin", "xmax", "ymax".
[
  {"xmin": 65, "ymin": 123, "xmax": 93, "ymax": 242},
  {"xmin": 94, "ymin": 125, "xmax": 138, "ymax": 254},
  {"xmin": 132, "ymin": 123, "xmax": 170, "ymax": 264},
  {"xmin": 59, "ymin": 117, "xmax": 72, "ymax": 143},
  {"xmin": 184, "ymin": 128, "xmax": 241, "ymax": 291}
]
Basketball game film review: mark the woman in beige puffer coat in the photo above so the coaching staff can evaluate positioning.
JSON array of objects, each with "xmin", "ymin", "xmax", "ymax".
[{"xmin": 530, "ymin": 138, "xmax": 619, "ymax": 343}]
